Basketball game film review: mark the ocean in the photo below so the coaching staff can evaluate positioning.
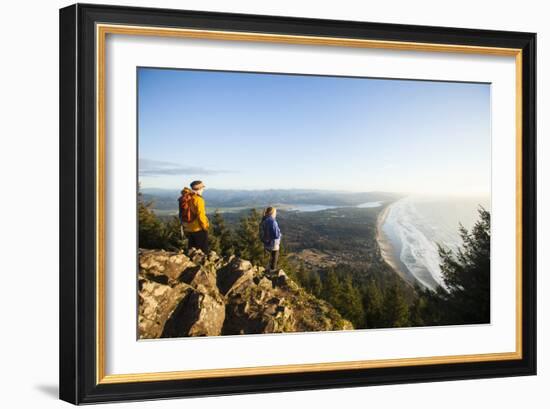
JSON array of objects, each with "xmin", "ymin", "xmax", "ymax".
[{"xmin": 380, "ymin": 195, "xmax": 490, "ymax": 291}]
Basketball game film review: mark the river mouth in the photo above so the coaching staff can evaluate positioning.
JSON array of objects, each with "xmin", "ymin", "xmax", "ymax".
[{"xmin": 281, "ymin": 201, "xmax": 384, "ymax": 212}]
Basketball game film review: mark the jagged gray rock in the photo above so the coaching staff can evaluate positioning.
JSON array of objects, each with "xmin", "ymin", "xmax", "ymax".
[{"xmin": 138, "ymin": 248, "xmax": 353, "ymax": 339}]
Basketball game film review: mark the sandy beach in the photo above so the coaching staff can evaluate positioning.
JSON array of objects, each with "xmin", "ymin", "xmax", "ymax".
[{"xmin": 376, "ymin": 203, "xmax": 415, "ymax": 286}]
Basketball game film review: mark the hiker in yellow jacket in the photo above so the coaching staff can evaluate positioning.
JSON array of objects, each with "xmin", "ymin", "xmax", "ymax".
[{"xmin": 178, "ymin": 180, "xmax": 209, "ymax": 253}]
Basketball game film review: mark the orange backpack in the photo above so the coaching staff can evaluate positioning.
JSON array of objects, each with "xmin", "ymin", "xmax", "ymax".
[{"xmin": 178, "ymin": 189, "xmax": 197, "ymax": 224}]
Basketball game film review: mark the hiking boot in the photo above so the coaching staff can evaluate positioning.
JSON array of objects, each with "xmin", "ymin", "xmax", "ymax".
[{"xmin": 263, "ymin": 268, "xmax": 275, "ymax": 277}]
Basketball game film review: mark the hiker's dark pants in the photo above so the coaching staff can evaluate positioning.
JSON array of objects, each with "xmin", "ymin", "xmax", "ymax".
[
  {"xmin": 267, "ymin": 250, "xmax": 279, "ymax": 271},
  {"xmin": 187, "ymin": 230, "xmax": 209, "ymax": 254}
]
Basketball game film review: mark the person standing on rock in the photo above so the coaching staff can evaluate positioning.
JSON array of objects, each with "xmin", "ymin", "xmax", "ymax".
[
  {"xmin": 259, "ymin": 206, "xmax": 282, "ymax": 273},
  {"xmin": 178, "ymin": 180, "xmax": 210, "ymax": 254}
]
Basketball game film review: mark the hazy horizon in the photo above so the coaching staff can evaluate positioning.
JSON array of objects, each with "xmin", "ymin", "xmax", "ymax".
[
  {"xmin": 141, "ymin": 185, "xmax": 490, "ymax": 197},
  {"xmin": 138, "ymin": 68, "xmax": 491, "ymax": 196}
]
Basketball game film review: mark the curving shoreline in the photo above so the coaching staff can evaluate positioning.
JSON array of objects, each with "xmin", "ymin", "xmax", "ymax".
[{"xmin": 376, "ymin": 202, "xmax": 414, "ymax": 286}]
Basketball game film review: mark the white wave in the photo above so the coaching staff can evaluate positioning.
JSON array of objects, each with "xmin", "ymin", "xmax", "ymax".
[{"xmin": 382, "ymin": 196, "xmax": 487, "ymax": 291}]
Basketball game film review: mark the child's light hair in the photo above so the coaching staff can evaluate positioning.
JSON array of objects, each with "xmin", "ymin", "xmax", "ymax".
[{"xmin": 264, "ymin": 206, "xmax": 276, "ymax": 217}]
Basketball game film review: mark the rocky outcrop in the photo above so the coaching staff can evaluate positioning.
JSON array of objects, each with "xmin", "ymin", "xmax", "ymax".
[{"xmin": 138, "ymin": 249, "xmax": 353, "ymax": 339}]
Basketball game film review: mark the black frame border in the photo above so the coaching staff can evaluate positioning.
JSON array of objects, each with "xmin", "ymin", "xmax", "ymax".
[{"xmin": 59, "ymin": 3, "xmax": 536, "ymax": 404}]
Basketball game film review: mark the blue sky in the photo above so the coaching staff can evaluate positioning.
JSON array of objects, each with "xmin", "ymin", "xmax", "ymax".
[{"xmin": 138, "ymin": 67, "xmax": 491, "ymax": 196}]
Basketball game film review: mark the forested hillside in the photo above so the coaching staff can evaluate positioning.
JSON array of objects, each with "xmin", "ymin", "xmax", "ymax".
[{"xmin": 139, "ymin": 190, "xmax": 490, "ymax": 330}]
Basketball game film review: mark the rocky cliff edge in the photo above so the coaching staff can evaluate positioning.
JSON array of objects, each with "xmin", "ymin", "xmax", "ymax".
[{"xmin": 138, "ymin": 249, "xmax": 353, "ymax": 338}]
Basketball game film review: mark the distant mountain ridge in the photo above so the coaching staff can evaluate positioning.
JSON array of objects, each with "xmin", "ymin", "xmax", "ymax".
[{"xmin": 141, "ymin": 188, "xmax": 402, "ymax": 211}]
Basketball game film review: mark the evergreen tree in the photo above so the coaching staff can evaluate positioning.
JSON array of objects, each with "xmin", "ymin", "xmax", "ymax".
[
  {"xmin": 409, "ymin": 290, "xmax": 427, "ymax": 327},
  {"xmin": 321, "ymin": 268, "xmax": 341, "ymax": 302},
  {"xmin": 320, "ymin": 269, "xmax": 365, "ymax": 328},
  {"xmin": 437, "ymin": 207, "xmax": 491, "ymax": 324},
  {"xmin": 208, "ymin": 226, "xmax": 221, "ymax": 255},
  {"xmin": 277, "ymin": 241, "xmax": 292, "ymax": 273},
  {"xmin": 235, "ymin": 208, "xmax": 266, "ymax": 266},
  {"xmin": 411, "ymin": 286, "xmax": 449, "ymax": 326},
  {"xmin": 293, "ymin": 262, "xmax": 323, "ymax": 297},
  {"xmin": 363, "ymin": 280, "xmax": 384, "ymax": 328},
  {"xmin": 381, "ymin": 283, "xmax": 410, "ymax": 327},
  {"xmin": 138, "ymin": 190, "xmax": 165, "ymax": 249},
  {"xmin": 161, "ymin": 216, "xmax": 186, "ymax": 251},
  {"xmin": 210, "ymin": 210, "xmax": 234, "ymax": 257},
  {"xmin": 340, "ymin": 275, "xmax": 366, "ymax": 327},
  {"xmin": 309, "ymin": 271, "xmax": 323, "ymax": 298},
  {"xmin": 138, "ymin": 189, "xmax": 184, "ymax": 250},
  {"xmin": 295, "ymin": 262, "xmax": 309, "ymax": 286}
]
